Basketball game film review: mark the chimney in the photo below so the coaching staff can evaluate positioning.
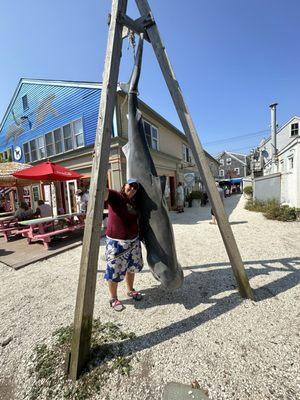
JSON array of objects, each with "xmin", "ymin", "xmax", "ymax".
[{"xmin": 269, "ymin": 102, "xmax": 278, "ymax": 169}]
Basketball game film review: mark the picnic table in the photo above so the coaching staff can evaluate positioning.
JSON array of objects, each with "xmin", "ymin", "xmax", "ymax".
[
  {"xmin": 0, "ymin": 211, "xmax": 14, "ymax": 217},
  {"xmin": 0, "ymin": 215, "xmax": 30, "ymax": 241},
  {"xmin": 19, "ymin": 213, "xmax": 86, "ymax": 250}
]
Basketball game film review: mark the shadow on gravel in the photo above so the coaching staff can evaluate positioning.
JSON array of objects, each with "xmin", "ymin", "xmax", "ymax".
[
  {"xmin": 121, "ymin": 256, "xmax": 300, "ymax": 311},
  {"xmin": 110, "ymin": 256, "xmax": 300, "ymax": 359},
  {"xmin": 171, "ymin": 194, "xmax": 242, "ymax": 225}
]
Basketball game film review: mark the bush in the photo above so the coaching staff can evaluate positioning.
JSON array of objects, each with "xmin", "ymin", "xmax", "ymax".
[
  {"xmin": 243, "ymin": 186, "xmax": 253, "ymax": 196},
  {"xmin": 265, "ymin": 204, "xmax": 296, "ymax": 221},
  {"xmin": 188, "ymin": 191, "xmax": 202, "ymax": 200},
  {"xmin": 245, "ymin": 199, "xmax": 296, "ymax": 221}
]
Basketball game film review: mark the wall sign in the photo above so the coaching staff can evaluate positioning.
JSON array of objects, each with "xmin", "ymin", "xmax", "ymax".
[{"xmin": 14, "ymin": 146, "xmax": 22, "ymax": 161}]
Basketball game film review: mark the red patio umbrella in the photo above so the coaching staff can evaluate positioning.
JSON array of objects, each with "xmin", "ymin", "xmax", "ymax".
[
  {"xmin": 13, "ymin": 161, "xmax": 82, "ymax": 216},
  {"xmin": 12, "ymin": 161, "xmax": 82, "ymax": 181}
]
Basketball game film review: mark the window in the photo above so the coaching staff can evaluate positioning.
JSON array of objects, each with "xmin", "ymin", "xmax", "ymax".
[
  {"xmin": 22, "ymin": 118, "xmax": 84, "ymax": 162},
  {"xmin": 151, "ymin": 126, "xmax": 159, "ymax": 150},
  {"xmin": 0, "ymin": 149, "xmax": 12, "ymax": 162},
  {"xmin": 219, "ymin": 169, "xmax": 224, "ymax": 177},
  {"xmin": 143, "ymin": 120, "xmax": 159, "ymax": 150},
  {"xmin": 32, "ymin": 186, "xmax": 39, "ymax": 202},
  {"xmin": 280, "ymin": 160, "xmax": 284, "ymax": 172},
  {"xmin": 45, "ymin": 132, "xmax": 55, "ymax": 156},
  {"xmin": 63, "ymin": 124, "xmax": 73, "ymax": 151},
  {"xmin": 220, "ymin": 159, "xmax": 224, "ymax": 165},
  {"xmin": 226, "ymin": 158, "xmax": 231, "ymax": 165},
  {"xmin": 182, "ymin": 144, "xmax": 192, "ymax": 163},
  {"xmin": 37, "ymin": 136, "xmax": 45, "ymax": 159},
  {"xmin": 24, "ymin": 143, "xmax": 30, "ymax": 163},
  {"xmin": 73, "ymin": 119, "xmax": 84, "ymax": 147},
  {"xmin": 291, "ymin": 123, "xmax": 299, "ymax": 137},
  {"xmin": 288, "ymin": 157, "xmax": 294, "ymax": 170},
  {"xmin": 234, "ymin": 167, "xmax": 240, "ymax": 175},
  {"xmin": 54, "ymin": 128, "xmax": 63, "ymax": 154},
  {"xmin": 29, "ymin": 139, "xmax": 38, "ymax": 162},
  {"xmin": 22, "ymin": 95, "xmax": 29, "ymax": 111}
]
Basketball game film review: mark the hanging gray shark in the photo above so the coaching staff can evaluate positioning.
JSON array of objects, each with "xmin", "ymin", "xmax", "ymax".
[{"xmin": 122, "ymin": 36, "xmax": 184, "ymax": 290}]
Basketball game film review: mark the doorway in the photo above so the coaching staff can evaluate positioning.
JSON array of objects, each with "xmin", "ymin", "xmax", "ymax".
[
  {"xmin": 66, "ymin": 180, "xmax": 78, "ymax": 213},
  {"xmin": 169, "ymin": 176, "xmax": 176, "ymax": 208}
]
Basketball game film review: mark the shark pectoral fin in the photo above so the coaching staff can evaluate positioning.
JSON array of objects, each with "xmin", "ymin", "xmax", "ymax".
[{"xmin": 122, "ymin": 142, "xmax": 130, "ymax": 158}]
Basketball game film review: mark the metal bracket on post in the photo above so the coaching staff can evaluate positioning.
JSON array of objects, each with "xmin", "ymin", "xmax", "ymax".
[{"xmin": 119, "ymin": 13, "xmax": 154, "ymax": 41}]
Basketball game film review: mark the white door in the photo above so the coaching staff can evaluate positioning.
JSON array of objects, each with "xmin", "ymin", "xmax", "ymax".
[
  {"xmin": 66, "ymin": 180, "xmax": 78, "ymax": 213},
  {"xmin": 31, "ymin": 185, "xmax": 41, "ymax": 211}
]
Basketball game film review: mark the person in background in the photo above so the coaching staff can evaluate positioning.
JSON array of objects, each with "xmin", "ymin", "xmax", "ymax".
[
  {"xmin": 176, "ymin": 182, "xmax": 185, "ymax": 213},
  {"xmin": 210, "ymin": 182, "xmax": 225, "ymax": 225},
  {"xmin": 0, "ymin": 198, "xmax": 6, "ymax": 213},
  {"xmin": 103, "ymin": 178, "xmax": 143, "ymax": 311},
  {"xmin": 14, "ymin": 201, "xmax": 33, "ymax": 221},
  {"xmin": 201, "ymin": 191, "xmax": 208, "ymax": 206},
  {"xmin": 34, "ymin": 200, "xmax": 52, "ymax": 218},
  {"xmin": 58, "ymin": 207, "xmax": 65, "ymax": 215},
  {"xmin": 75, "ymin": 189, "xmax": 89, "ymax": 213}
]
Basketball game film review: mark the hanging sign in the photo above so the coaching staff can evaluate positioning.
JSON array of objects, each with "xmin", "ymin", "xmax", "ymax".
[{"xmin": 13, "ymin": 146, "xmax": 22, "ymax": 161}]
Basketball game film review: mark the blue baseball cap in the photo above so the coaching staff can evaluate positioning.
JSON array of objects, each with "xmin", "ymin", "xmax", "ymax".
[{"xmin": 127, "ymin": 178, "xmax": 139, "ymax": 185}]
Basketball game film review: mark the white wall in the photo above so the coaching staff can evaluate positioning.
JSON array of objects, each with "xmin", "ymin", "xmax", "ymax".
[
  {"xmin": 254, "ymin": 173, "xmax": 281, "ymax": 202},
  {"xmin": 278, "ymin": 140, "xmax": 299, "ymax": 208}
]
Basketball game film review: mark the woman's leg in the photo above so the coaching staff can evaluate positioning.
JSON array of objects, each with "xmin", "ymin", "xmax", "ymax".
[
  {"xmin": 125, "ymin": 271, "xmax": 135, "ymax": 292},
  {"xmin": 108, "ymin": 280, "xmax": 118, "ymax": 299}
]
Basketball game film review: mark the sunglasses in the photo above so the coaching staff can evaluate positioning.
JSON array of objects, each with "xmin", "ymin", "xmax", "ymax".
[{"xmin": 129, "ymin": 183, "xmax": 138, "ymax": 190}]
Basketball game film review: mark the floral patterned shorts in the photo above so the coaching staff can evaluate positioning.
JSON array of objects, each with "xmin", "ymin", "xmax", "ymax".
[{"xmin": 104, "ymin": 236, "xmax": 144, "ymax": 282}]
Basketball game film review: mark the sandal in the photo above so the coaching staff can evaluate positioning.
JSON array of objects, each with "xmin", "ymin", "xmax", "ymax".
[
  {"xmin": 109, "ymin": 298, "xmax": 124, "ymax": 312},
  {"xmin": 127, "ymin": 289, "xmax": 142, "ymax": 301}
]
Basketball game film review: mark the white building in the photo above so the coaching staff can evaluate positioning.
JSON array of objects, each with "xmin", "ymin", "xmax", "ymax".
[{"xmin": 254, "ymin": 112, "xmax": 300, "ymax": 208}]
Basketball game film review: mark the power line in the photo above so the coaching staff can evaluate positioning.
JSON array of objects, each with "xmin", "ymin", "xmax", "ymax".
[{"xmin": 202, "ymin": 128, "xmax": 269, "ymax": 146}]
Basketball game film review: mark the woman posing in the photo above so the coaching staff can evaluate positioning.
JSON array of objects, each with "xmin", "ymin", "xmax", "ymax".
[{"xmin": 103, "ymin": 178, "xmax": 143, "ymax": 311}]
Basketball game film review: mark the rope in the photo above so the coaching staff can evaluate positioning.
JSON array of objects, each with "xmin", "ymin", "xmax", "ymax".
[{"xmin": 127, "ymin": 30, "xmax": 136, "ymax": 61}]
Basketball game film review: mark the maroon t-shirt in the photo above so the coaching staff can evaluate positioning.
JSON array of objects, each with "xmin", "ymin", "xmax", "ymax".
[{"xmin": 106, "ymin": 190, "xmax": 139, "ymax": 240}]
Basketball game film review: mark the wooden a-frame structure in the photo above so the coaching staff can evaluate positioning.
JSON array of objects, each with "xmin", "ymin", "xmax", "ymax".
[{"xmin": 67, "ymin": 0, "xmax": 253, "ymax": 381}]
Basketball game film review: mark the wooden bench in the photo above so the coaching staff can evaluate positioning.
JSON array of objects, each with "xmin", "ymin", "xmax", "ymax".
[
  {"xmin": 0, "ymin": 226, "xmax": 31, "ymax": 241},
  {"xmin": 27, "ymin": 223, "xmax": 85, "ymax": 249}
]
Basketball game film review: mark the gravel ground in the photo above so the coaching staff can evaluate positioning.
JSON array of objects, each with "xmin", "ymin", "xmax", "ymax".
[{"xmin": 0, "ymin": 194, "xmax": 299, "ymax": 400}]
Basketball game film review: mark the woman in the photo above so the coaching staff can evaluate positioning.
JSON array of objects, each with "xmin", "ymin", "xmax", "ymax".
[
  {"xmin": 14, "ymin": 201, "xmax": 33, "ymax": 221},
  {"xmin": 103, "ymin": 178, "xmax": 143, "ymax": 311}
]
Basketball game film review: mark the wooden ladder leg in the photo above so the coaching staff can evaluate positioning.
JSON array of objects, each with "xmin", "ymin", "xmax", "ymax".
[
  {"xmin": 135, "ymin": 0, "xmax": 253, "ymax": 300},
  {"xmin": 68, "ymin": 0, "xmax": 128, "ymax": 381}
]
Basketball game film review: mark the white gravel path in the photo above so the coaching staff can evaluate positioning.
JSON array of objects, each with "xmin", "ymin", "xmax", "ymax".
[{"xmin": 0, "ymin": 194, "xmax": 299, "ymax": 400}]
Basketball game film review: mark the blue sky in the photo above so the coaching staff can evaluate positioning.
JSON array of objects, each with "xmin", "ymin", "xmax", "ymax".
[{"xmin": 0, "ymin": 0, "xmax": 299, "ymax": 156}]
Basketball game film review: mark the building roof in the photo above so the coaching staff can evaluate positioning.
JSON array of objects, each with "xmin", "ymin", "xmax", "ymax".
[
  {"xmin": 0, "ymin": 78, "xmax": 103, "ymax": 132},
  {"xmin": 0, "ymin": 77, "xmax": 218, "ymax": 164},
  {"xmin": 259, "ymin": 115, "xmax": 300, "ymax": 147},
  {"xmin": 216, "ymin": 150, "xmax": 247, "ymax": 166}
]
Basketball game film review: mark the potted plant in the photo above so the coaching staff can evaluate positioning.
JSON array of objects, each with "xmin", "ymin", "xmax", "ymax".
[
  {"xmin": 189, "ymin": 191, "xmax": 202, "ymax": 207},
  {"xmin": 243, "ymin": 186, "xmax": 253, "ymax": 200}
]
